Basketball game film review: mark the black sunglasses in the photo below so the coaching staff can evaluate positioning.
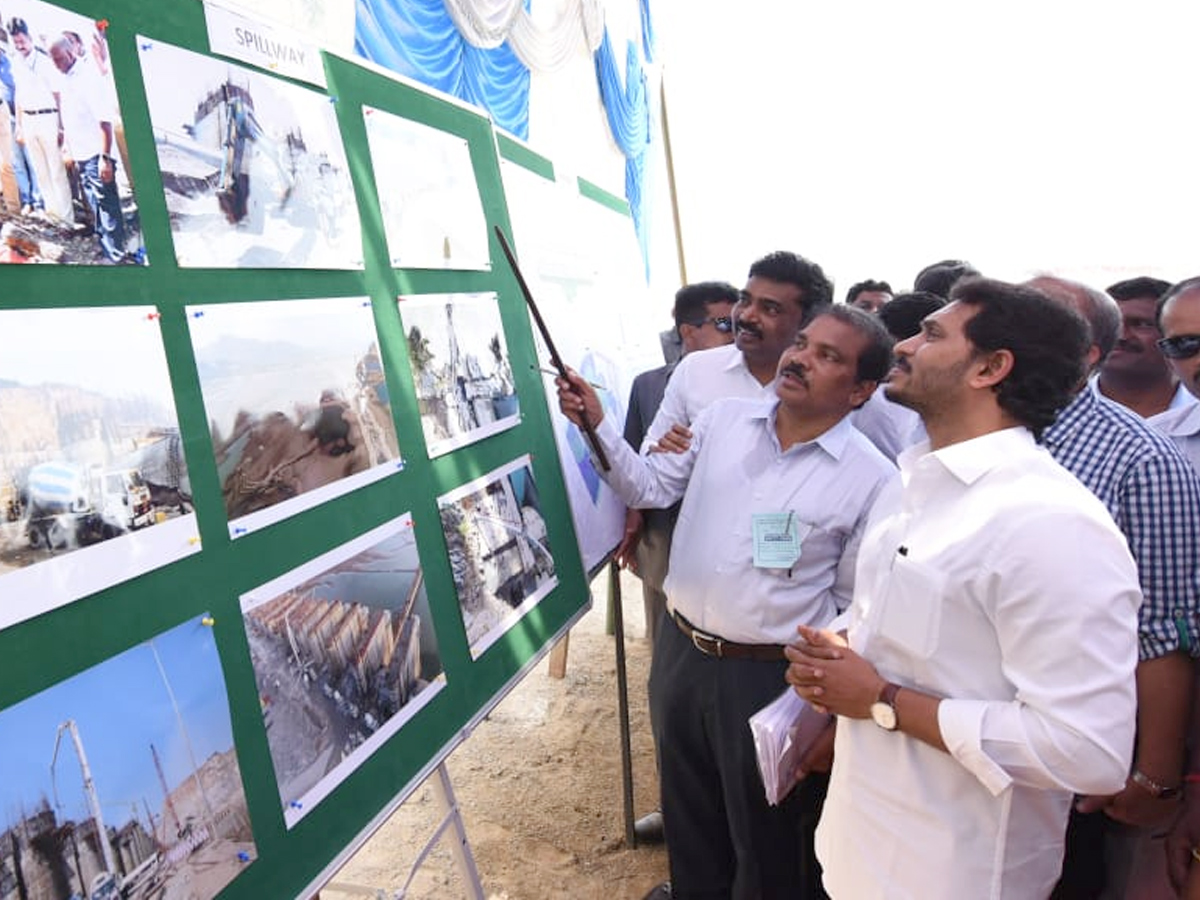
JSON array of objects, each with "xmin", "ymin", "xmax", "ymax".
[
  {"xmin": 1157, "ymin": 334, "xmax": 1200, "ymax": 360},
  {"xmin": 695, "ymin": 315, "xmax": 733, "ymax": 334}
]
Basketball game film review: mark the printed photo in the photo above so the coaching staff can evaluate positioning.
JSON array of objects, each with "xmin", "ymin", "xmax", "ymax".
[
  {"xmin": 0, "ymin": 307, "xmax": 199, "ymax": 632},
  {"xmin": 0, "ymin": 615, "xmax": 256, "ymax": 900},
  {"xmin": 240, "ymin": 515, "xmax": 445, "ymax": 827},
  {"xmin": 0, "ymin": 0, "xmax": 146, "ymax": 264},
  {"xmin": 398, "ymin": 293, "xmax": 519, "ymax": 457},
  {"xmin": 187, "ymin": 297, "xmax": 402, "ymax": 538},
  {"xmin": 362, "ymin": 107, "xmax": 489, "ymax": 270},
  {"xmin": 438, "ymin": 456, "xmax": 557, "ymax": 658},
  {"xmin": 137, "ymin": 36, "xmax": 362, "ymax": 269}
]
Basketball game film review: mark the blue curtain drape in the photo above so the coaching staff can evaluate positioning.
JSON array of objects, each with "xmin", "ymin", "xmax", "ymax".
[
  {"xmin": 354, "ymin": 0, "xmax": 531, "ymax": 139},
  {"xmin": 594, "ymin": 30, "xmax": 651, "ymax": 277}
]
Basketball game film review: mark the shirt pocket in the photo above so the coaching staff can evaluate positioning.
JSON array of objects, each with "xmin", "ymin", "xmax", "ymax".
[{"xmin": 877, "ymin": 555, "xmax": 947, "ymax": 659}]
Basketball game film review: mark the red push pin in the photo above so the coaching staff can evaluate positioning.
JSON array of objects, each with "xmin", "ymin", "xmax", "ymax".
[
  {"xmin": 96, "ymin": 19, "xmax": 109, "ymax": 32},
  {"xmin": 146, "ymin": 311, "xmax": 160, "ymax": 320}
]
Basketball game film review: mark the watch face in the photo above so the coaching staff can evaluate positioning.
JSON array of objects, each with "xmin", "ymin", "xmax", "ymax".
[{"xmin": 870, "ymin": 700, "xmax": 897, "ymax": 731}]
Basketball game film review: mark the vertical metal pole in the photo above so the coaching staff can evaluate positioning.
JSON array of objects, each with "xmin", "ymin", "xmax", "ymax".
[
  {"xmin": 609, "ymin": 560, "xmax": 637, "ymax": 846},
  {"xmin": 659, "ymin": 73, "xmax": 689, "ymax": 287},
  {"xmin": 432, "ymin": 763, "xmax": 485, "ymax": 900}
]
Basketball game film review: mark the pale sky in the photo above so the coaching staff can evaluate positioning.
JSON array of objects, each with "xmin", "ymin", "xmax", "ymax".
[{"xmin": 657, "ymin": 0, "xmax": 1200, "ymax": 297}]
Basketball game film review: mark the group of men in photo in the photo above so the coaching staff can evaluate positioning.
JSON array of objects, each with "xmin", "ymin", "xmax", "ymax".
[
  {"xmin": 0, "ymin": 10, "xmax": 132, "ymax": 263},
  {"xmin": 556, "ymin": 255, "xmax": 1200, "ymax": 899}
]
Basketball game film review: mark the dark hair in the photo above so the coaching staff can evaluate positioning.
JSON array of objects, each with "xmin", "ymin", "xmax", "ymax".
[
  {"xmin": 747, "ymin": 251, "xmax": 834, "ymax": 322},
  {"xmin": 7, "ymin": 17, "xmax": 28, "ymax": 37},
  {"xmin": 914, "ymin": 259, "xmax": 980, "ymax": 298},
  {"xmin": 1107, "ymin": 276, "xmax": 1172, "ymax": 304},
  {"xmin": 672, "ymin": 281, "xmax": 739, "ymax": 328},
  {"xmin": 877, "ymin": 292, "xmax": 946, "ymax": 341},
  {"xmin": 845, "ymin": 279, "xmax": 892, "ymax": 306},
  {"xmin": 950, "ymin": 277, "xmax": 1089, "ymax": 440},
  {"xmin": 811, "ymin": 305, "xmax": 894, "ymax": 383},
  {"xmin": 1157, "ymin": 276, "xmax": 1200, "ymax": 327}
]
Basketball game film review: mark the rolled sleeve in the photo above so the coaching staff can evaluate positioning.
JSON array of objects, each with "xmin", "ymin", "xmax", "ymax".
[
  {"xmin": 939, "ymin": 699, "xmax": 1012, "ymax": 796},
  {"xmin": 1125, "ymin": 453, "xmax": 1200, "ymax": 660}
]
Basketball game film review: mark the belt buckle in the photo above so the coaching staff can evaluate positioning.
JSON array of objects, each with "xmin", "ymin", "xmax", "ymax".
[{"xmin": 691, "ymin": 627, "xmax": 723, "ymax": 658}]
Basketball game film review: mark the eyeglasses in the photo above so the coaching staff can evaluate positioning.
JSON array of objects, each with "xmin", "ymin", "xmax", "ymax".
[
  {"xmin": 697, "ymin": 316, "xmax": 733, "ymax": 334},
  {"xmin": 1157, "ymin": 334, "xmax": 1200, "ymax": 360}
]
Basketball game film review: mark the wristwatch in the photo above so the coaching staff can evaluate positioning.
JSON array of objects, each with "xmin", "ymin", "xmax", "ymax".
[
  {"xmin": 1130, "ymin": 768, "xmax": 1182, "ymax": 801},
  {"xmin": 870, "ymin": 682, "xmax": 901, "ymax": 731}
]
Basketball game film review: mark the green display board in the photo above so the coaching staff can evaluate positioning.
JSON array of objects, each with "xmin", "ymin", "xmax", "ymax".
[{"xmin": 0, "ymin": 2, "xmax": 590, "ymax": 898}]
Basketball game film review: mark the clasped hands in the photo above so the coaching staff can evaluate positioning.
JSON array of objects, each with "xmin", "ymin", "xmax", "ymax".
[{"xmin": 785, "ymin": 625, "xmax": 886, "ymax": 720}]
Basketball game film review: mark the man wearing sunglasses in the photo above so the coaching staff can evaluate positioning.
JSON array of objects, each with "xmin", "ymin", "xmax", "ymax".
[
  {"xmin": 1149, "ymin": 277, "xmax": 1200, "ymax": 474},
  {"xmin": 622, "ymin": 281, "xmax": 739, "ymax": 653},
  {"xmin": 1155, "ymin": 279, "xmax": 1200, "ymax": 897}
]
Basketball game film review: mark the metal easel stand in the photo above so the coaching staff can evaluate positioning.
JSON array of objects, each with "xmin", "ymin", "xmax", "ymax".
[
  {"xmin": 321, "ymin": 762, "xmax": 484, "ymax": 900},
  {"xmin": 609, "ymin": 559, "xmax": 638, "ymax": 847}
]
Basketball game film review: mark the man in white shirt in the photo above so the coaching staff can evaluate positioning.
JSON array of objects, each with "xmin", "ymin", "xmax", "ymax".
[
  {"xmin": 1099, "ymin": 277, "xmax": 1195, "ymax": 417},
  {"xmin": 559, "ymin": 306, "xmax": 896, "ymax": 900},
  {"xmin": 789, "ymin": 278, "xmax": 1141, "ymax": 900},
  {"xmin": 7, "ymin": 17, "xmax": 72, "ymax": 221},
  {"xmin": 641, "ymin": 251, "xmax": 834, "ymax": 451},
  {"xmin": 1150, "ymin": 277, "xmax": 1200, "ymax": 473},
  {"xmin": 48, "ymin": 37, "xmax": 127, "ymax": 263}
]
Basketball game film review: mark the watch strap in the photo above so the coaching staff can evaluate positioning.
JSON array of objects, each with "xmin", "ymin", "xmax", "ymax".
[
  {"xmin": 1130, "ymin": 768, "xmax": 1181, "ymax": 800},
  {"xmin": 878, "ymin": 681, "xmax": 901, "ymax": 707}
]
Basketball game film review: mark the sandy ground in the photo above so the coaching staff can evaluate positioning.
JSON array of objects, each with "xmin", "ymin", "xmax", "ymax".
[{"xmin": 323, "ymin": 567, "xmax": 669, "ymax": 900}]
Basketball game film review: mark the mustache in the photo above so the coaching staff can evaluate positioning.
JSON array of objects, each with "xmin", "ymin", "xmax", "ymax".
[
  {"xmin": 1115, "ymin": 339, "xmax": 1142, "ymax": 352},
  {"xmin": 735, "ymin": 320, "xmax": 762, "ymax": 338},
  {"xmin": 780, "ymin": 362, "xmax": 807, "ymax": 384},
  {"xmin": 891, "ymin": 357, "xmax": 911, "ymax": 374}
]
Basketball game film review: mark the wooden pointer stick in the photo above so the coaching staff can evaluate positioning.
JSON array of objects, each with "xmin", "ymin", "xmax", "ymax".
[{"xmin": 494, "ymin": 225, "xmax": 611, "ymax": 472}]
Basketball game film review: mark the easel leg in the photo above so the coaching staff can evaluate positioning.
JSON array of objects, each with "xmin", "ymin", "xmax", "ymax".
[
  {"xmin": 432, "ymin": 763, "xmax": 485, "ymax": 900},
  {"xmin": 610, "ymin": 560, "xmax": 637, "ymax": 846}
]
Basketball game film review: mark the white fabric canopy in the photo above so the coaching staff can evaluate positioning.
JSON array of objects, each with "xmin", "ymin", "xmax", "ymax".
[{"xmin": 444, "ymin": 0, "xmax": 605, "ymax": 71}]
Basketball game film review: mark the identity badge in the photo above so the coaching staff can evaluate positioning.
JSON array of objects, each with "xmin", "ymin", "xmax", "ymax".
[{"xmin": 752, "ymin": 512, "xmax": 809, "ymax": 569}]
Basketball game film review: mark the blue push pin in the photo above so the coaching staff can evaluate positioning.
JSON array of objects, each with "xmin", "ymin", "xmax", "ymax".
[
  {"xmin": 233, "ymin": 526, "xmax": 247, "ymax": 535},
  {"xmin": 361, "ymin": 300, "xmax": 372, "ymax": 307},
  {"xmin": 192, "ymin": 310, "xmax": 205, "ymax": 318},
  {"xmin": 139, "ymin": 41, "xmax": 153, "ymax": 51},
  {"xmin": 289, "ymin": 800, "xmax": 303, "ymax": 809},
  {"xmin": 237, "ymin": 851, "xmax": 251, "ymax": 863}
]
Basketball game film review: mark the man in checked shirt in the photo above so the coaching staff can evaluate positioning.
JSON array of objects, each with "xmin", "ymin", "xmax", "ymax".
[{"xmin": 1028, "ymin": 275, "xmax": 1200, "ymax": 899}]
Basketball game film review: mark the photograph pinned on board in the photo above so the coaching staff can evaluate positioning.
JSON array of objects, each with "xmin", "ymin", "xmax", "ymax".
[
  {"xmin": 0, "ymin": 614, "xmax": 257, "ymax": 900},
  {"xmin": 0, "ymin": 0, "xmax": 147, "ymax": 264},
  {"xmin": 186, "ymin": 296, "xmax": 402, "ymax": 538},
  {"xmin": 438, "ymin": 455, "xmax": 557, "ymax": 659},
  {"xmin": 398, "ymin": 292, "xmax": 520, "ymax": 458},
  {"xmin": 240, "ymin": 514, "xmax": 445, "ymax": 827},
  {"xmin": 0, "ymin": 306, "xmax": 198, "ymax": 632},
  {"xmin": 136, "ymin": 36, "xmax": 363, "ymax": 269},
  {"xmin": 361, "ymin": 106, "xmax": 489, "ymax": 270}
]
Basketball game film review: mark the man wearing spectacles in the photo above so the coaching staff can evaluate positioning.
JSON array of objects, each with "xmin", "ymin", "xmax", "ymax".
[
  {"xmin": 1155, "ymin": 278, "xmax": 1200, "ymax": 898},
  {"xmin": 1025, "ymin": 276, "xmax": 1200, "ymax": 900},
  {"xmin": 621, "ymin": 281, "xmax": 739, "ymax": 650},
  {"xmin": 1096, "ymin": 277, "xmax": 1194, "ymax": 418},
  {"xmin": 1149, "ymin": 277, "xmax": 1200, "ymax": 474}
]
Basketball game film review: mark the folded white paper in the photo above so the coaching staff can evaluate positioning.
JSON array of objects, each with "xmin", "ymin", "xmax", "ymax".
[{"xmin": 749, "ymin": 687, "xmax": 833, "ymax": 805}]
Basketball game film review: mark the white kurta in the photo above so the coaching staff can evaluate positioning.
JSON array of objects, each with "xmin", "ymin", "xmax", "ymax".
[{"xmin": 817, "ymin": 427, "xmax": 1140, "ymax": 900}]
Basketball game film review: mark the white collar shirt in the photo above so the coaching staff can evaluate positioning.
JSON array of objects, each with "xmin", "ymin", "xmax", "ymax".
[
  {"xmin": 817, "ymin": 427, "xmax": 1140, "ymax": 900},
  {"xmin": 850, "ymin": 384, "xmax": 926, "ymax": 462},
  {"xmin": 640, "ymin": 343, "xmax": 773, "ymax": 451},
  {"xmin": 1088, "ymin": 373, "xmax": 1197, "ymax": 413},
  {"xmin": 595, "ymin": 396, "xmax": 895, "ymax": 644},
  {"xmin": 1149, "ymin": 401, "xmax": 1200, "ymax": 474},
  {"xmin": 11, "ymin": 47, "xmax": 57, "ymax": 111},
  {"xmin": 56, "ymin": 60, "xmax": 109, "ymax": 162}
]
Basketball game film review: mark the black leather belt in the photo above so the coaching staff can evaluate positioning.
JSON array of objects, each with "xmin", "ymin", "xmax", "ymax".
[
  {"xmin": 671, "ymin": 610, "xmax": 787, "ymax": 661},
  {"xmin": 23, "ymin": 108, "xmax": 56, "ymax": 115}
]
